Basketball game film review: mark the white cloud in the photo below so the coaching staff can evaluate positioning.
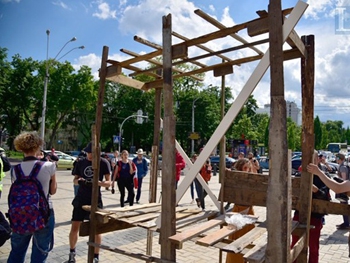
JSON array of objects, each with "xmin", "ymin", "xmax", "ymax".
[
  {"xmin": 304, "ymin": 0, "xmax": 334, "ymax": 19},
  {"xmin": 53, "ymin": 1, "xmax": 71, "ymax": 10},
  {"xmin": 93, "ymin": 2, "xmax": 117, "ymax": 20},
  {"xmin": 1, "ymin": 0, "xmax": 20, "ymax": 3}
]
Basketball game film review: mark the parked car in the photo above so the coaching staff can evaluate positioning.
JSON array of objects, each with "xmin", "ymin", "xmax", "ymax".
[
  {"xmin": 44, "ymin": 150, "xmax": 76, "ymax": 170},
  {"xmin": 64, "ymin": 150, "xmax": 81, "ymax": 157},
  {"xmin": 291, "ymin": 158, "xmax": 302, "ymax": 175},
  {"xmin": 259, "ymin": 157, "xmax": 269, "ymax": 171},
  {"xmin": 209, "ymin": 156, "xmax": 235, "ymax": 169}
]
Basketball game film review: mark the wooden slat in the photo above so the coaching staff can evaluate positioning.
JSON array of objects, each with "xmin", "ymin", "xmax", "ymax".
[
  {"xmin": 122, "ymin": 212, "xmax": 160, "ymax": 224},
  {"xmin": 168, "ymin": 215, "xmax": 226, "ymax": 246},
  {"xmin": 243, "ymin": 233, "xmax": 267, "ymax": 263},
  {"xmin": 196, "ymin": 225, "xmax": 237, "ymax": 247},
  {"xmin": 221, "ymin": 227, "xmax": 266, "ymax": 253}
]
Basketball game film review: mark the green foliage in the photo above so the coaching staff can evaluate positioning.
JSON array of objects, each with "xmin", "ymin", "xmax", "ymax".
[{"xmin": 1, "ymin": 49, "xmax": 350, "ymax": 153}]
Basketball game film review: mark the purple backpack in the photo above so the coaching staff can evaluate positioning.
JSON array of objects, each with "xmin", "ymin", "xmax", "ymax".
[{"xmin": 8, "ymin": 161, "xmax": 50, "ymax": 234}]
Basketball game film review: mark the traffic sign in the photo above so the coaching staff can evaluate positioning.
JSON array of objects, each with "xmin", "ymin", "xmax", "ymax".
[
  {"xmin": 189, "ymin": 132, "xmax": 200, "ymax": 140},
  {"xmin": 113, "ymin": 135, "xmax": 119, "ymax": 144}
]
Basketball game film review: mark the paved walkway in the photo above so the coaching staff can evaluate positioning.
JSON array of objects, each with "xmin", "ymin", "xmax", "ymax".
[{"xmin": 1, "ymin": 166, "xmax": 350, "ymax": 262}]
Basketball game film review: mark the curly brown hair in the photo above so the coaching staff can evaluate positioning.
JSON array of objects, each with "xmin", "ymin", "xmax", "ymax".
[
  {"xmin": 14, "ymin": 131, "xmax": 43, "ymax": 153},
  {"xmin": 234, "ymin": 158, "xmax": 250, "ymax": 171}
]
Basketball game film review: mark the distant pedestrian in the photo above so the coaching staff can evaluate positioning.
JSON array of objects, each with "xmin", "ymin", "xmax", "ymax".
[
  {"xmin": 190, "ymin": 154, "xmax": 198, "ymax": 204},
  {"xmin": 0, "ymin": 148, "xmax": 11, "ymax": 198},
  {"xmin": 8, "ymin": 131, "xmax": 57, "ymax": 263},
  {"xmin": 175, "ymin": 150, "xmax": 186, "ymax": 189},
  {"xmin": 194, "ymin": 158, "xmax": 212, "ymax": 210},
  {"xmin": 132, "ymin": 149, "xmax": 148, "ymax": 204},
  {"xmin": 68, "ymin": 142, "xmax": 111, "ymax": 263},
  {"xmin": 112, "ymin": 150, "xmax": 136, "ymax": 207}
]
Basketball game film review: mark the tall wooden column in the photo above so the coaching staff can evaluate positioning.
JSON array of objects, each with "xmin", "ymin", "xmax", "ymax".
[
  {"xmin": 297, "ymin": 35, "xmax": 315, "ymax": 263},
  {"xmin": 160, "ymin": 14, "xmax": 176, "ymax": 261},
  {"xmin": 88, "ymin": 46, "xmax": 109, "ymax": 263},
  {"xmin": 149, "ymin": 87, "xmax": 162, "ymax": 203},
  {"xmin": 266, "ymin": 1, "xmax": 291, "ymax": 262}
]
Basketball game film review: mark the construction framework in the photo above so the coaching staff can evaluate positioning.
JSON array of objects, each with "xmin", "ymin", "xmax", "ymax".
[{"xmin": 83, "ymin": 1, "xmax": 348, "ymax": 263}]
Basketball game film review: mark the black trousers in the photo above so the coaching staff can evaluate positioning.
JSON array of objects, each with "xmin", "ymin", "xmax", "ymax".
[{"xmin": 117, "ymin": 176, "xmax": 134, "ymax": 207}]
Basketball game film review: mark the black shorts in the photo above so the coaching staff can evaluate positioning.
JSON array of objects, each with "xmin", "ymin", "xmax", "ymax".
[{"xmin": 71, "ymin": 202, "xmax": 103, "ymax": 222}]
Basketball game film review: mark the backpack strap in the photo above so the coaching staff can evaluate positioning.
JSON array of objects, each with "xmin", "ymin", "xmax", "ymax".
[{"xmin": 13, "ymin": 161, "xmax": 44, "ymax": 181}]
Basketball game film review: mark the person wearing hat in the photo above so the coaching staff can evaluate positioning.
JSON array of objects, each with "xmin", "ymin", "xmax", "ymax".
[
  {"xmin": 132, "ymin": 148, "xmax": 148, "ymax": 204},
  {"xmin": 68, "ymin": 142, "xmax": 111, "ymax": 263}
]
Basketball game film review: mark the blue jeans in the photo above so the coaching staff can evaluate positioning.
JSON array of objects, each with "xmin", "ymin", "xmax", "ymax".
[
  {"xmin": 194, "ymin": 179, "xmax": 208, "ymax": 209},
  {"xmin": 190, "ymin": 181, "xmax": 195, "ymax": 200},
  {"xmin": 8, "ymin": 210, "xmax": 55, "ymax": 263}
]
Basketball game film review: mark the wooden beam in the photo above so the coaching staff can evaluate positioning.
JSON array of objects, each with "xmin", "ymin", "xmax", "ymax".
[
  {"xmin": 266, "ymin": 1, "xmax": 290, "ymax": 262},
  {"xmin": 249, "ymin": 10, "xmax": 307, "ymax": 57},
  {"xmin": 172, "ymin": 31, "xmax": 233, "ymax": 62},
  {"xmin": 297, "ymin": 34, "xmax": 315, "ymax": 263},
  {"xmin": 213, "ymin": 64, "xmax": 233, "ymax": 77},
  {"xmin": 160, "ymin": 13, "xmax": 176, "ymax": 262},
  {"xmin": 105, "ymin": 67, "xmax": 145, "ymax": 90},
  {"xmin": 133, "ymin": 35, "xmax": 206, "ymax": 68},
  {"xmin": 194, "ymin": 9, "xmax": 264, "ymax": 55},
  {"xmin": 121, "ymin": 48, "xmax": 203, "ymax": 81}
]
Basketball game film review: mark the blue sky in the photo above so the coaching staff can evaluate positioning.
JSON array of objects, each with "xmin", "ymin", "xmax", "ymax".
[{"xmin": 1, "ymin": 0, "xmax": 350, "ymax": 128}]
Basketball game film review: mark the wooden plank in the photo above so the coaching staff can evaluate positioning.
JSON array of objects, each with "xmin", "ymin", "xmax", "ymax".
[
  {"xmin": 122, "ymin": 48, "xmax": 203, "ymax": 81},
  {"xmin": 213, "ymin": 64, "xmax": 233, "ymax": 77},
  {"xmin": 243, "ymin": 233, "xmax": 267, "ymax": 263},
  {"xmin": 194, "ymin": 9, "xmax": 263, "ymax": 55},
  {"xmin": 168, "ymin": 215, "xmax": 226, "ymax": 246},
  {"xmin": 172, "ymin": 43, "xmax": 187, "ymax": 59},
  {"xmin": 196, "ymin": 225, "xmax": 238, "ymax": 247},
  {"xmin": 122, "ymin": 212, "xmax": 160, "ymax": 224},
  {"xmin": 221, "ymin": 226, "xmax": 266, "ymax": 253},
  {"xmin": 172, "ymin": 31, "xmax": 233, "ymax": 62},
  {"xmin": 106, "ymin": 70, "xmax": 145, "ymax": 90}
]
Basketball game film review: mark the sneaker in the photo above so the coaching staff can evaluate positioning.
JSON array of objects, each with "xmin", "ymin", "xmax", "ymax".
[
  {"xmin": 68, "ymin": 252, "xmax": 76, "ymax": 263},
  {"xmin": 135, "ymin": 201, "xmax": 139, "ymax": 204},
  {"xmin": 224, "ymin": 203, "xmax": 231, "ymax": 210},
  {"xmin": 93, "ymin": 258, "xmax": 99, "ymax": 263},
  {"xmin": 195, "ymin": 198, "xmax": 201, "ymax": 208},
  {"xmin": 190, "ymin": 199, "xmax": 195, "ymax": 204}
]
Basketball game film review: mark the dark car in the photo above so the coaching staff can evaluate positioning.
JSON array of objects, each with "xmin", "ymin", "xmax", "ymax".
[
  {"xmin": 291, "ymin": 158, "xmax": 302, "ymax": 175},
  {"xmin": 209, "ymin": 156, "xmax": 235, "ymax": 169}
]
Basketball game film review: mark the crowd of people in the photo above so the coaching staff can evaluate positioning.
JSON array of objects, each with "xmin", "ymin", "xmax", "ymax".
[{"xmin": 3, "ymin": 137, "xmax": 350, "ymax": 263}]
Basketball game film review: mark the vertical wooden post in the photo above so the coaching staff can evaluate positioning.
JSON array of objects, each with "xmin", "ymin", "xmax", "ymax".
[
  {"xmin": 296, "ymin": 35, "xmax": 315, "ymax": 263},
  {"xmin": 88, "ymin": 46, "xmax": 109, "ymax": 263},
  {"xmin": 219, "ymin": 67, "xmax": 226, "ymax": 185},
  {"xmin": 149, "ymin": 87, "xmax": 162, "ymax": 203},
  {"xmin": 266, "ymin": 1, "xmax": 291, "ymax": 263},
  {"xmin": 160, "ymin": 14, "xmax": 176, "ymax": 261}
]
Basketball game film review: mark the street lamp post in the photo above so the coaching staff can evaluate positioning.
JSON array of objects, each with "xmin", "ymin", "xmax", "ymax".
[
  {"xmin": 40, "ymin": 30, "xmax": 84, "ymax": 147},
  {"xmin": 191, "ymin": 98, "xmax": 199, "ymax": 155},
  {"xmin": 119, "ymin": 114, "xmax": 148, "ymax": 153}
]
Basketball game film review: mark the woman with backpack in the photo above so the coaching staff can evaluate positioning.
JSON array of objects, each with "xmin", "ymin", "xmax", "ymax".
[
  {"xmin": 8, "ymin": 131, "xmax": 57, "ymax": 263},
  {"xmin": 111, "ymin": 150, "xmax": 136, "ymax": 207}
]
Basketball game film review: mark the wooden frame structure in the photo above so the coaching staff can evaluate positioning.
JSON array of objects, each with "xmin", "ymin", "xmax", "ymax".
[{"xmin": 84, "ymin": 1, "xmax": 349, "ymax": 262}]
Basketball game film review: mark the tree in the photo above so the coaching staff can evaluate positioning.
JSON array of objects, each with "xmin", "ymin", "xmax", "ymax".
[{"xmin": 314, "ymin": 116, "xmax": 322, "ymax": 149}]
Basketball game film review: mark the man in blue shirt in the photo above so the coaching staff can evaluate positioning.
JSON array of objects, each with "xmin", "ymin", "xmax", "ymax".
[{"xmin": 132, "ymin": 149, "xmax": 148, "ymax": 204}]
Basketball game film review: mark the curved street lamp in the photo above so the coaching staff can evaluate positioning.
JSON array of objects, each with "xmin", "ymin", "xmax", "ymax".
[
  {"xmin": 119, "ymin": 114, "xmax": 148, "ymax": 153},
  {"xmin": 40, "ymin": 30, "xmax": 84, "ymax": 147}
]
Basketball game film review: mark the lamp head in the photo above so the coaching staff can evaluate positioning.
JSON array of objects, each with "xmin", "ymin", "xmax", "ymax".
[
  {"xmin": 79, "ymin": 46, "xmax": 85, "ymax": 49},
  {"xmin": 46, "ymin": 29, "xmax": 50, "ymax": 35},
  {"xmin": 70, "ymin": 37, "xmax": 77, "ymax": 42}
]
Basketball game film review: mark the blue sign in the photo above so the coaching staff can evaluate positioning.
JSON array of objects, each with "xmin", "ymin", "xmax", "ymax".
[{"xmin": 113, "ymin": 135, "xmax": 119, "ymax": 144}]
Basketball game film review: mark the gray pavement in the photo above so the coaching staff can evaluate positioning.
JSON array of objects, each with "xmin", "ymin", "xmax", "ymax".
[{"xmin": 0, "ymin": 166, "xmax": 350, "ymax": 262}]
